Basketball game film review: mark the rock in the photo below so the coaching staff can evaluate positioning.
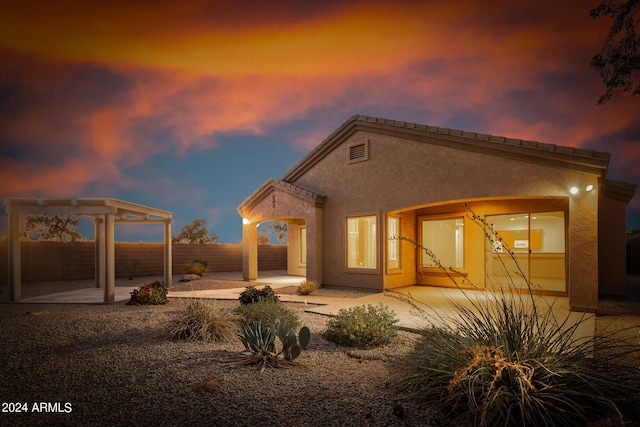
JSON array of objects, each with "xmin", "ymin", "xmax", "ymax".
[
  {"xmin": 179, "ymin": 274, "xmax": 201, "ymax": 282},
  {"xmin": 194, "ymin": 378, "xmax": 221, "ymax": 393}
]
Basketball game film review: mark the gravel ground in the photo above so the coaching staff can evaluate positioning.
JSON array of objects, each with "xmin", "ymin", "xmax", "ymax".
[
  {"xmin": 1, "ymin": 279, "xmax": 639, "ymax": 426},
  {"xmin": 0, "ymin": 298, "xmax": 443, "ymax": 427}
]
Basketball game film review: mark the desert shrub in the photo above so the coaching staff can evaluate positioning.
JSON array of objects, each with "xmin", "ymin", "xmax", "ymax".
[
  {"xmin": 235, "ymin": 300, "xmax": 299, "ymax": 331},
  {"xmin": 239, "ymin": 285, "xmax": 280, "ymax": 305},
  {"xmin": 391, "ymin": 207, "xmax": 640, "ymax": 426},
  {"xmin": 323, "ymin": 303, "xmax": 398, "ymax": 348},
  {"xmin": 193, "ymin": 259, "xmax": 208, "ymax": 269},
  {"xmin": 164, "ymin": 299, "xmax": 239, "ymax": 342},
  {"xmin": 184, "ymin": 260, "xmax": 207, "ymax": 276},
  {"xmin": 296, "ymin": 280, "xmax": 319, "ymax": 295},
  {"xmin": 127, "ymin": 280, "xmax": 167, "ymax": 305}
]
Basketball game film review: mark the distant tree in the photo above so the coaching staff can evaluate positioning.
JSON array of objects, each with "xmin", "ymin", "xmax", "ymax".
[
  {"xmin": 590, "ymin": 0, "xmax": 640, "ymax": 103},
  {"xmin": 258, "ymin": 222, "xmax": 288, "ymax": 244},
  {"xmin": 173, "ymin": 218, "xmax": 218, "ymax": 244},
  {"xmin": 257, "ymin": 233, "xmax": 271, "ymax": 245},
  {"xmin": 22, "ymin": 214, "xmax": 86, "ymax": 242}
]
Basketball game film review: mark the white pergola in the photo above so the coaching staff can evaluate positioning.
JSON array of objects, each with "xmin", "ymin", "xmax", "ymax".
[{"xmin": 4, "ymin": 198, "xmax": 173, "ymax": 303}]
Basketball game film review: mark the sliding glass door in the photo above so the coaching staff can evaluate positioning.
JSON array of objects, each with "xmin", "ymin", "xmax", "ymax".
[{"xmin": 486, "ymin": 211, "xmax": 566, "ymax": 293}]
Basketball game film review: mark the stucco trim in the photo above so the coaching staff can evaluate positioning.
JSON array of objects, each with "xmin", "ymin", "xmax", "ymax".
[{"xmin": 282, "ymin": 115, "xmax": 612, "ymax": 182}]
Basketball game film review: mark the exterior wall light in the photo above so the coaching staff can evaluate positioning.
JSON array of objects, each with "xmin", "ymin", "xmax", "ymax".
[
  {"xmin": 586, "ymin": 184, "xmax": 594, "ymax": 192},
  {"xmin": 242, "ymin": 218, "xmax": 251, "ymax": 225},
  {"xmin": 570, "ymin": 187, "xmax": 579, "ymax": 195}
]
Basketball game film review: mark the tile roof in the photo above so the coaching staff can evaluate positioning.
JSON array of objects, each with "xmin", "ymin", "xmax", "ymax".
[{"xmin": 283, "ymin": 115, "xmax": 611, "ymax": 182}]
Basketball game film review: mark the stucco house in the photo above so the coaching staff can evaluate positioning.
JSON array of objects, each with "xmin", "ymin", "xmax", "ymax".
[{"xmin": 238, "ymin": 115, "xmax": 636, "ymax": 312}]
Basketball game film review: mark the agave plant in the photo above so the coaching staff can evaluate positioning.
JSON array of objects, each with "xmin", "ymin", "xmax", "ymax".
[{"xmin": 224, "ymin": 319, "xmax": 311, "ymax": 373}]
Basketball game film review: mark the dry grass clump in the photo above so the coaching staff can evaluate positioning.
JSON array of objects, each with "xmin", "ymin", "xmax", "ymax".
[{"xmin": 165, "ymin": 299, "xmax": 239, "ymax": 342}]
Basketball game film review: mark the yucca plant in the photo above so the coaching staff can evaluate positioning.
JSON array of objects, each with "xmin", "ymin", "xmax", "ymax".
[{"xmin": 391, "ymin": 205, "xmax": 640, "ymax": 426}]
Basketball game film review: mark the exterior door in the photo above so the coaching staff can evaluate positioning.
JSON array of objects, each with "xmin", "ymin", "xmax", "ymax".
[{"xmin": 486, "ymin": 211, "xmax": 566, "ymax": 293}]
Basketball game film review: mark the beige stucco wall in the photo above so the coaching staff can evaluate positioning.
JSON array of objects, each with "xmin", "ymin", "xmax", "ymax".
[
  {"xmin": 290, "ymin": 130, "xmax": 600, "ymax": 310},
  {"xmin": 598, "ymin": 194, "xmax": 629, "ymax": 297}
]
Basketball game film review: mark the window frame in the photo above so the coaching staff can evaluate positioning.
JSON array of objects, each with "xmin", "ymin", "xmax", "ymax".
[
  {"xmin": 345, "ymin": 212, "xmax": 379, "ymax": 274},
  {"xmin": 386, "ymin": 215, "xmax": 402, "ymax": 273},
  {"xmin": 299, "ymin": 227, "xmax": 307, "ymax": 266},
  {"xmin": 418, "ymin": 214, "xmax": 466, "ymax": 273}
]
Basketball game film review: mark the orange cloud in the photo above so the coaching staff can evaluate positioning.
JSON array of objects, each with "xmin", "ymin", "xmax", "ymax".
[
  {"xmin": 1, "ymin": 0, "xmax": 637, "ymax": 208},
  {"xmin": 0, "ymin": 156, "xmax": 126, "ymax": 196}
]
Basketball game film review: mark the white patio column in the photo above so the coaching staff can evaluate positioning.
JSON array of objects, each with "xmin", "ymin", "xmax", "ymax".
[
  {"xmin": 104, "ymin": 213, "xmax": 115, "ymax": 303},
  {"xmin": 94, "ymin": 217, "xmax": 104, "ymax": 288},
  {"xmin": 242, "ymin": 220, "xmax": 258, "ymax": 281},
  {"xmin": 7, "ymin": 212, "xmax": 21, "ymax": 302},
  {"xmin": 164, "ymin": 219, "xmax": 172, "ymax": 288}
]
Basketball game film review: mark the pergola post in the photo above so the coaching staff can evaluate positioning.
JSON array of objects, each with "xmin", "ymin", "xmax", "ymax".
[
  {"xmin": 164, "ymin": 220, "xmax": 172, "ymax": 288},
  {"xmin": 104, "ymin": 213, "xmax": 115, "ymax": 303},
  {"xmin": 94, "ymin": 217, "xmax": 104, "ymax": 288},
  {"xmin": 7, "ymin": 212, "xmax": 21, "ymax": 302}
]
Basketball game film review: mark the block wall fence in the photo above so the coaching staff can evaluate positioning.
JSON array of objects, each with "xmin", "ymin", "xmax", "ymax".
[{"xmin": 0, "ymin": 240, "xmax": 287, "ymax": 284}]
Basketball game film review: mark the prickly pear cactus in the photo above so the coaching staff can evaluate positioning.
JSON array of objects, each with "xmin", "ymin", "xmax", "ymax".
[{"xmin": 299, "ymin": 326, "xmax": 310, "ymax": 349}]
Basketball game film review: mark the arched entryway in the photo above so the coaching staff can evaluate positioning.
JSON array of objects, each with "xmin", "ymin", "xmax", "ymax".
[{"xmin": 237, "ymin": 179, "xmax": 325, "ymax": 284}]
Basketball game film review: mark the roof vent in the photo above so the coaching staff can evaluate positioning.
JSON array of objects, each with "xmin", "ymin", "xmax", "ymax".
[{"xmin": 348, "ymin": 140, "xmax": 369, "ymax": 164}]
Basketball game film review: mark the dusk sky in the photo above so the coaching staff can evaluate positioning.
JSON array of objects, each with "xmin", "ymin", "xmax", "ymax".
[{"xmin": 1, "ymin": 0, "xmax": 639, "ymax": 243}]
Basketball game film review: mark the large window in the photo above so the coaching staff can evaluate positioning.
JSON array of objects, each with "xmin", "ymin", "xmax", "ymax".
[
  {"xmin": 347, "ymin": 215, "xmax": 377, "ymax": 269},
  {"xmin": 420, "ymin": 217, "xmax": 464, "ymax": 269},
  {"xmin": 387, "ymin": 216, "xmax": 400, "ymax": 270}
]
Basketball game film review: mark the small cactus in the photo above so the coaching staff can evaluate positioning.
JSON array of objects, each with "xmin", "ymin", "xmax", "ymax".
[
  {"xmin": 273, "ymin": 319, "xmax": 310, "ymax": 361},
  {"xmin": 299, "ymin": 326, "xmax": 311, "ymax": 349}
]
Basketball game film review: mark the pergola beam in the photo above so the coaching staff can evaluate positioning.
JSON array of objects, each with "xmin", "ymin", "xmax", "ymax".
[{"xmin": 6, "ymin": 206, "xmax": 118, "ymax": 215}]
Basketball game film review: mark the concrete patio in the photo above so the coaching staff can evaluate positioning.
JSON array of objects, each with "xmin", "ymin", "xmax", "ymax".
[{"xmin": 10, "ymin": 270, "xmax": 595, "ymax": 339}]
